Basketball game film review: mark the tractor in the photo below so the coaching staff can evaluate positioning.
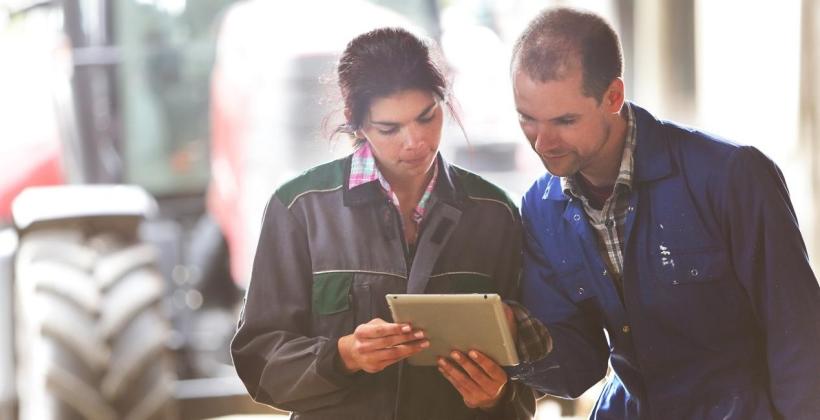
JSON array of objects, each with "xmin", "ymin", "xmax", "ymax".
[{"xmin": 0, "ymin": 0, "xmax": 530, "ymax": 418}]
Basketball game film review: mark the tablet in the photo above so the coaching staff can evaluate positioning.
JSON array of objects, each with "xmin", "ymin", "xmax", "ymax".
[{"xmin": 386, "ymin": 293, "xmax": 519, "ymax": 366}]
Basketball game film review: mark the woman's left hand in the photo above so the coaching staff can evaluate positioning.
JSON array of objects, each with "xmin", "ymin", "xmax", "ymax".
[{"xmin": 437, "ymin": 350, "xmax": 509, "ymax": 411}]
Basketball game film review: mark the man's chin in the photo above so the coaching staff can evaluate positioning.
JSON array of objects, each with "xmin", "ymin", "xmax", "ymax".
[{"xmin": 542, "ymin": 161, "xmax": 576, "ymax": 177}]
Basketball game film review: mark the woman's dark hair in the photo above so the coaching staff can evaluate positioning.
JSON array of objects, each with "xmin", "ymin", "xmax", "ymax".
[{"xmin": 330, "ymin": 27, "xmax": 462, "ymax": 139}]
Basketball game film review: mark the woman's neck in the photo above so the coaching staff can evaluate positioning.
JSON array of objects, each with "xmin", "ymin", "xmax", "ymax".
[{"xmin": 387, "ymin": 168, "xmax": 434, "ymax": 210}]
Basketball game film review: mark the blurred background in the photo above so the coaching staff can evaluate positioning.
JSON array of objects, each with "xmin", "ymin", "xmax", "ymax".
[{"xmin": 0, "ymin": 0, "xmax": 817, "ymax": 419}]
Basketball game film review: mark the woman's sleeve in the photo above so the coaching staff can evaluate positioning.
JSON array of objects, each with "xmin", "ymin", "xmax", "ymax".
[{"xmin": 230, "ymin": 195, "xmax": 357, "ymax": 412}]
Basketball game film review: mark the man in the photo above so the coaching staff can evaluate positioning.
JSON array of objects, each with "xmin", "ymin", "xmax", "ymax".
[{"xmin": 503, "ymin": 7, "xmax": 820, "ymax": 420}]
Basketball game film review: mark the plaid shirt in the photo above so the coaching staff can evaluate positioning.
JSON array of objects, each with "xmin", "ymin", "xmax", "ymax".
[
  {"xmin": 349, "ymin": 142, "xmax": 438, "ymax": 227},
  {"xmin": 512, "ymin": 103, "xmax": 637, "ymax": 363},
  {"xmin": 561, "ymin": 103, "xmax": 637, "ymax": 290}
]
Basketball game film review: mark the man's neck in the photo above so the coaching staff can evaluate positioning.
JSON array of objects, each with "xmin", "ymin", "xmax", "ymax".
[{"xmin": 579, "ymin": 107, "xmax": 629, "ymax": 187}]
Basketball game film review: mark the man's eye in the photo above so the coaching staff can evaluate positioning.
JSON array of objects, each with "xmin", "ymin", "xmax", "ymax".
[{"xmin": 557, "ymin": 118, "xmax": 576, "ymax": 125}]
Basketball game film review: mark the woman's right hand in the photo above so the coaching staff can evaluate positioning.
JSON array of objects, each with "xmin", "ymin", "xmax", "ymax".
[{"xmin": 337, "ymin": 318, "xmax": 429, "ymax": 374}]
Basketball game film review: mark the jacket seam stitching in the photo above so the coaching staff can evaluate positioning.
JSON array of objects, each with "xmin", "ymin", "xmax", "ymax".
[
  {"xmin": 313, "ymin": 269, "xmax": 407, "ymax": 279},
  {"xmin": 287, "ymin": 185, "xmax": 343, "ymax": 209},
  {"xmin": 429, "ymin": 271, "xmax": 491, "ymax": 278}
]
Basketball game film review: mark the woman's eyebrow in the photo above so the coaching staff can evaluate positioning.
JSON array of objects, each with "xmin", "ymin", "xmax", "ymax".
[
  {"xmin": 415, "ymin": 101, "xmax": 439, "ymax": 118},
  {"xmin": 370, "ymin": 101, "xmax": 438, "ymax": 126}
]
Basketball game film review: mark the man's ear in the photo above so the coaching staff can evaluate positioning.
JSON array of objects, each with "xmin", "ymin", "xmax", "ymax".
[{"xmin": 604, "ymin": 78, "xmax": 625, "ymax": 113}]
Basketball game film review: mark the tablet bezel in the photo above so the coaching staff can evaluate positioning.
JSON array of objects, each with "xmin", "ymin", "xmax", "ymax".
[{"xmin": 385, "ymin": 293, "xmax": 520, "ymax": 366}]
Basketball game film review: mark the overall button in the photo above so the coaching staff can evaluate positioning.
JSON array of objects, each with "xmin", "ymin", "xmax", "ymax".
[
  {"xmin": 622, "ymin": 325, "xmax": 631, "ymax": 333},
  {"xmin": 627, "ymin": 206, "xmax": 635, "ymax": 212},
  {"xmin": 573, "ymin": 214, "xmax": 581, "ymax": 222},
  {"xmin": 577, "ymin": 287, "xmax": 585, "ymax": 295},
  {"xmin": 604, "ymin": 219, "xmax": 614, "ymax": 227},
  {"xmin": 689, "ymin": 268, "xmax": 699, "ymax": 277}
]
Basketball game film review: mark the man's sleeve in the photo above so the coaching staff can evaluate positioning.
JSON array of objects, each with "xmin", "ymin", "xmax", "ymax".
[
  {"xmin": 505, "ymin": 196, "xmax": 609, "ymax": 399},
  {"xmin": 720, "ymin": 146, "xmax": 820, "ymax": 418},
  {"xmin": 230, "ymin": 196, "xmax": 358, "ymax": 412},
  {"xmin": 489, "ymin": 205, "xmax": 538, "ymax": 419}
]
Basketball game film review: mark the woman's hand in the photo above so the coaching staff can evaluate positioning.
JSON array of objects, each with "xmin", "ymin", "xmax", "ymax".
[
  {"xmin": 337, "ymin": 318, "xmax": 429, "ymax": 374},
  {"xmin": 438, "ymin": 350, "xmax": 509, "ymax": 411}
]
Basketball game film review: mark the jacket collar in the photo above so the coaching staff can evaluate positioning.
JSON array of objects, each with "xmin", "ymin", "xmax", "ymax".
[
  {"xmin": 630, "ymin": 103, "xmax": 674, "ymax": 183},
  {"xmin": 343, "ymin": 153, "xmax": 465, "ymax": 207}
]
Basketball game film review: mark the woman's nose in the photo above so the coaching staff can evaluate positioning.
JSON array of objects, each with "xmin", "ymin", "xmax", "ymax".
[{"xmin": 403, "ymin": 124, "xmax": 425, "ymax": 148}]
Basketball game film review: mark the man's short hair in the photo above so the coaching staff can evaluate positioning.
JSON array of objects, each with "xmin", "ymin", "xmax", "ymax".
[{"xmin": 512, "ymin": 7, "xmax": 623, "ymax": 103}]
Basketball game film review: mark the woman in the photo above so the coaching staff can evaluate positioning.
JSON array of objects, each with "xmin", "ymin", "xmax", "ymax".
[{"xmin": 231, "ymin": 27, "xmax": 534, "ymax": 419}]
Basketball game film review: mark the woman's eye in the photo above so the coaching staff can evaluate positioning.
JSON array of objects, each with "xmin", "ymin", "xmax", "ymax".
[
  {"xmin": 378, "ymin": 127, "xmax": 399, "ymax": 135},
  {"xmin": 418, "ymin": 113, "xmax": 434, "ymax": 123}
]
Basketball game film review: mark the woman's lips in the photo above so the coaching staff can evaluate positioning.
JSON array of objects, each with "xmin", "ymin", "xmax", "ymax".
[{"xmin": 402, "ymin": 155, "xmax": 429, "ymax": 166}]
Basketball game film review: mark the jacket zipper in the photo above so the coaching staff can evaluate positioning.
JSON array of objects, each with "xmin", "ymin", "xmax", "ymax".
[{"xmin": 387, "ymin": 200, "xmax": 412, "ymax": 269}]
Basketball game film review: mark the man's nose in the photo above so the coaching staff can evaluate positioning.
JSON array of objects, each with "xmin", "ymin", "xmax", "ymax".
[{"xmin": 533, "ymin": 127, "xmax": 557, "ymax": 152}]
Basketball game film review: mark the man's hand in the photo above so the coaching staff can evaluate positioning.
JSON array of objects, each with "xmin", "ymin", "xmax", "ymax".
[
  {"xmin": 503, "ymin": 302, "xmax": 518, "ymax": 343},
  {"xmin": 437, "ymin": 350, "xmax": 509, "ymax": 411},
  {"xmin": 337, "ymin": 318, "xmax": 428, "ymax": 374}
]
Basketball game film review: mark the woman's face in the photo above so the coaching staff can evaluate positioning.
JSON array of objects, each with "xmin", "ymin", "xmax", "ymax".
[{"xmin": 359, "ymin": 89, "xmax": 443, "ymax": 186}]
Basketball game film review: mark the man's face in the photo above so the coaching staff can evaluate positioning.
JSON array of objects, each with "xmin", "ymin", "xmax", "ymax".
[{"xmin": 512, "ymin": 67, "xmax": 613, "ymax": 178}]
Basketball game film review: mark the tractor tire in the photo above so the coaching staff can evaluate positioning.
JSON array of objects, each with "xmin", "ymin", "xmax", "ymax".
[{"xmin": 14, "ymin": 228, "xmax": 177, "ymax": 420}]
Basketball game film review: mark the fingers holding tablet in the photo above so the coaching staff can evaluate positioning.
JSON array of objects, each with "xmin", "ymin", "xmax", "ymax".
[
  {"xmin": 437, "ymin": 350, "xmax": 509, "ymax": 410},
  {"xmin": 338, "ymin": 317, "xmax": 429, "ymax": 374}
]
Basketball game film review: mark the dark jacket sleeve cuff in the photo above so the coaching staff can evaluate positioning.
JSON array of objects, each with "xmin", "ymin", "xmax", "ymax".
[
  {"xmin": 477, "ymin": 381, "xmax": 537, "ymax": 419},
  {"xmin": 315, "ymin": 336, "xmax": 361, "ymax": 388}
]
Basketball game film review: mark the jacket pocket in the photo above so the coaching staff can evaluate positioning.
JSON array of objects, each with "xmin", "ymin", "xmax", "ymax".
[
  {"xmin": 653, "ymin": 247, "xmax": 729, "ymax": 286},
  {"xmin": 350, "ymin": 282, "xmax": 374, "ymax": 325},
  {"xmin": 312, "ymin": 272, "xmax": 354, "ymax": 315},
  {"xmin": 312, "ymin": 272, "xmax": 354, "ymax": 336},
  {"xmin": 650, "ymin": 247, "xmax": 744, "ymax": 349},
  {"xmin": 312, "ymin": 272, "xmax": 377, "ymax": 337}
]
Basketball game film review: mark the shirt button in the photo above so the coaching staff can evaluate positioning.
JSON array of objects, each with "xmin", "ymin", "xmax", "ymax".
[
  {"xmin": 672, "ymin": 280, "xmax": 680, "ymax": 285},
  {"xmin": 622, "ymin": 325, "xmax": 631, "ymax": 333},
  {"xmin": 573, "ymin": 214, "xmax": 581, "ymax": 222},
  {"xmin": 605, "ymin": 219, "xmax": 614, "ymax": 227},
  {"xmin": 602, "ymin": 269, "xmax": 608, "ymax": 276}
]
